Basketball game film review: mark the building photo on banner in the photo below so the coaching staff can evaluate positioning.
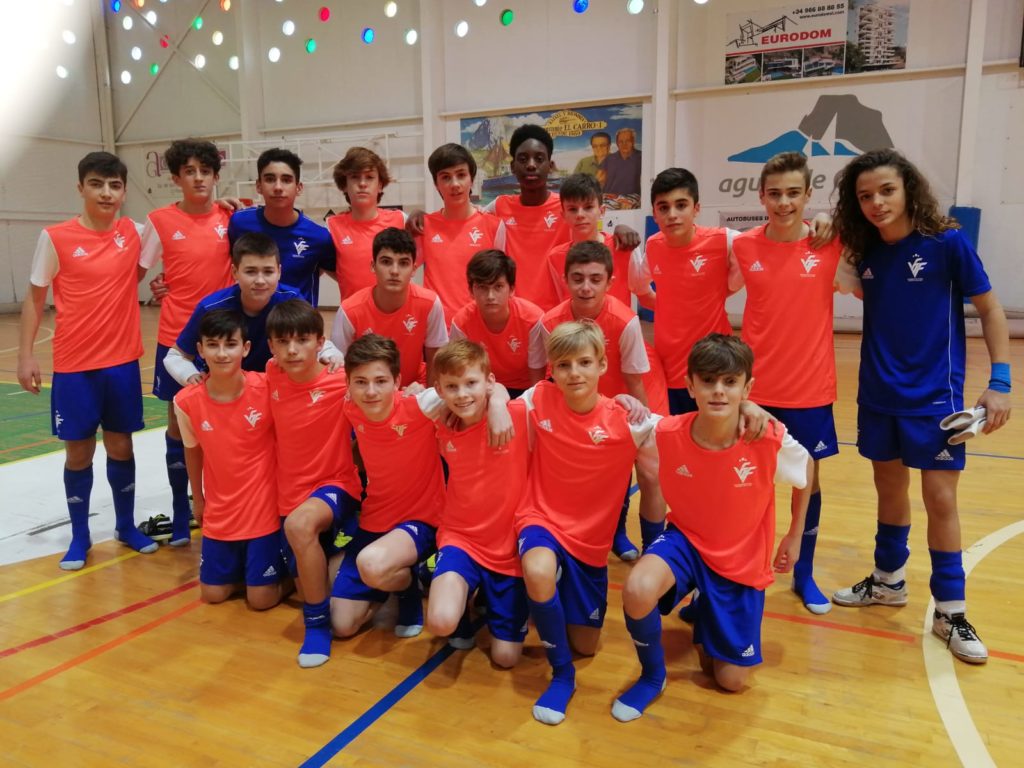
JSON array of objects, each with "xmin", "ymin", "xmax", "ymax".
[
  {"xmin": 1, "ymin": 0, "xmax": 1023, "ymax": 765},
  {"xmin": 725, "ymin": 0, "xmax": 910, "ymax": 84}
]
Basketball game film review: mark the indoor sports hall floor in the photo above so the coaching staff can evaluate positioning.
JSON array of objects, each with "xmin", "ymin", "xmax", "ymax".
[{"xmin": 0, "ymin": 307, "xmax": 1021, "ymax": 767}]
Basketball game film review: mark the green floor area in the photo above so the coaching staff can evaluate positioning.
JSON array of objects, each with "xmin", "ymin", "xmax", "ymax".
[{"xmin": 0, "ymin": 383, "xmax": 168, "ymax": 464}]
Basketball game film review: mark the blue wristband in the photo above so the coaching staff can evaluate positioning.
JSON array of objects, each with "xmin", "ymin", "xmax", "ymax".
[{"xmin": 988, "ymin": 362, "xmax": 1011, "ymax": 393}]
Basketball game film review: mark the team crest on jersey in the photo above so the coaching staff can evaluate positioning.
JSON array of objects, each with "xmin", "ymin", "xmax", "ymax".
[
  {"xmin": 467, "ymin": 227, "xmax": 483, "ymax": 244},
  {"xmin": 690, "ymin": 254, "xmax": 707, "ymax": 272},
  {"xmin": 72, "ymin": 246, "xmax": 88, "ymax": 258},
  {"xmin": 342, "ymin": 235, "xmax": 353, "ymax": 245},
  {"xmin": 201, "ymin": 420, "xmax": 214, "ymax": 432},
  {"xmin": 214, "ymin": 223, "xmax": 228, "ymax": 239},
  {"xmin": 243, "ymin": 407, "xmax": 263, "ymax": 428},
  {"xmin": 675, "ymin": 464, "xmax": 692, "ymax": 477},
  {"xmin": 538, "ymin": 419, "xmax": 553, "ymax": 432},
  {"xmin": 392, "ymin": 423, "xmax": 408, "ymax": 437},
  {"xmin": 309, "ymin": 389, "xmax": 326, "ymax": 404},
  {"xmin": 113, "ymin": 232, "xmax": 126, "ymax": 249},
  {"xmin": 907, "ymin": 255, "xmax": 927, "ymax": 280},
  {"xmin": 587, "ymin": 426, "xmax": 609, "ymax": 445},
  {"xmin": 431, "ymin": 234, "xmax": 444, "ymax": 243},
  {"xmin": 800, "ymin": 252, "xmax": 820, "ymax": 274},
  {"xmin": 172, "ymin": 230, "xmax": 186, "ymax": 241},
  {"xmin": 402, "ymin": 315, "xmax": 418, "ymax": 333},
  {"xmin": 294, "ymin": 239, "xmax": 310, "ymax": 257},
  {"xmin": 733, "ymin": 457, "xmax": 757, "ymax": 485},
  {"xmin": 543, "ymin": 213, "xmax": 558, "ymax": 229},
  {"xmin": 445, "ymin": 440, "xmax": 457, "ymax": 453},
  {"xmin": 507, "ymin": 336, "xmax": 522, "ymax": 352}
]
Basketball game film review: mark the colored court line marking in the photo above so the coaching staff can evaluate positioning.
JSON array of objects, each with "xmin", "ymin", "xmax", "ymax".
[
  {"xmin": 0, "ymin": 580, "xmax": 198, "ymax": 659},
  {"xmin": 0, "ymin": 439, "xmax": 55, "ymax": 456},
  {"xmin": 302, "ymin": 619, "xmax": 486, "ymax": 766},
  {"xmin": 0, "ymin": 598, "xmax": 201, "ymax": 701},
  {"xmin": 923, "ymin": 519, "xmax": 1024, "ymax": 768},
  {"xmin": 762, "ymin": 610, "xmax": 915, "ymax": 643},
  {"xmin": 0, "ymin": 551, "xmax": 140, "ymax": 604}
]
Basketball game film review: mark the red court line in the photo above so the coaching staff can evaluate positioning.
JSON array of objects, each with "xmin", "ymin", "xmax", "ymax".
[
  {"xmin": 0, "ymin": 580, "xmax": 198, "ymax": 660},
  {"xmin": 989, "ymin": 649, "xmax": 1024, "ymax": 663},
  {"xmin": 0, "ymin": 599, "xmax": 201, "ymax": 702},
  {"xmin": 762, "ymin": 610, "xmax": 916, "ymax": 643}
]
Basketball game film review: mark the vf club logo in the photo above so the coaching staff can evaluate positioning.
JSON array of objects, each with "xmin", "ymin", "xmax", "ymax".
[
  {"xmin": 733, "ymin": 457, "xmax": 757, "ymax": 486},
  {"xmin": 907, "ymin": 255, "xmax": 927, "ymax": 280}
]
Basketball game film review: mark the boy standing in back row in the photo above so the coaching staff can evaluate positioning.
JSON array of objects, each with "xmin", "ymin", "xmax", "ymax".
[
  {"xmin": 18, "ymin": 151, "xmax": 158, "ymax": 569},
  {"xmin": 140, "ymin": 138, "xmax": 233, "ymax": 546}
]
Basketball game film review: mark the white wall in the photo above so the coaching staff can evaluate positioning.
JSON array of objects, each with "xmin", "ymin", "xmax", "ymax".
[{"xmin": 3, "ymin": 0, "xmax": 1022, "ymax": 317}]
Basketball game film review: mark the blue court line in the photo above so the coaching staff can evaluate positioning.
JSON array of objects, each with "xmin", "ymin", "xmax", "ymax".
[
  {"xmin": 301, "ymin": 487, "xmax": 644, "ymax": 765},
  {"xmin": 301, "ymin": 620, "xmax": 486, "ymax": 767},
  {"xmin": 836, "ymin": 440, "xmax": 1024, "ymax": 461}
]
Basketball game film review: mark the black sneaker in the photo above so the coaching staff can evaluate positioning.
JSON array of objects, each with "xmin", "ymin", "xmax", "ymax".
[{"xmin": 138, "ymin": 514, "xmax": 173, "ymax": 543}]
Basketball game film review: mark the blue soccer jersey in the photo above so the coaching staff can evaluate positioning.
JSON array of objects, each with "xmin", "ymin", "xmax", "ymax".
[
  {"xmin": 175, "ymin": 283, "xmax": 302, "ymax": 372},
  {"xmin": 857, "ymin": 229, "xmax": 991, "ymax": 415},
  {"xmin": 228, "ymin": 207, "xmax": 336, "ymax": 305}
]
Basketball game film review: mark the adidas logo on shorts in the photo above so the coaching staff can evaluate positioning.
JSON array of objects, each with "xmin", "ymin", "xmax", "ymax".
[
  {"xmin": 814, "ymin": 441, "xmax": 828, "ymax": 453},
  {"xmin": 168, "ymin": 461, "xmax": 186, "ymax": 469},
  {"xmin": 172, "ymin": 230, "xmax": 186, "ymax": 240},
  {"xmin": 263, "ymin": 565, "xmax": 278, "ymax": 578},
  {"xmin": 540, "ymin": 640, "xmax": 556, "ymax": 649},
  {"xmin": 633, "ymin": 639, "xmax": 649, "ymax": 647},
  {"xmin": 589, "ymin": 607, "xmax": 601, "ymax": 621},
  {"xmin": 325, "ymin": 492, "xmax": 338, "ymax": 503},
  {"xmin": 750, "ymin": 261, "xmax": 764, "ymax": 272},
  {"xmin": 935, "ymin": 449, "xmax": 954, "ymax": 462},
  {"xmin": 517, "ymin": 537, "xmax": 526, "ymax": 553},
  {"xmin": 741, "ymin": 644, "xmax": 755, "ymax": 658},
  {"xmin": 431, "ymin": 234, "xmax": 443, "ymax": 243}
]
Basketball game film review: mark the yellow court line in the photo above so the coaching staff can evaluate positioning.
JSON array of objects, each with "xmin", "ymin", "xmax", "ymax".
[{"xmin": 0, "ymin": 551, "xmax": 140, "ymax": 604}]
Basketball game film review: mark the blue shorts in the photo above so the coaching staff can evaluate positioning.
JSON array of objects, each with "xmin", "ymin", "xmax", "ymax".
[
  {"xmin": 200, "ymin": 530, "xmax": 285, "ymax": 587},
  {"xmin": 280, "ymin": 486, "xmax": 361, "ymax": 577},
  {"xmin": 648, "ymin": 525, "xmax": 765, "ymax": 667},
  {"xmin": 434, "ymin": 545, "xmax": 529, "ymax": 642},
  {"xmin": 764, "ymin": 404, "xmax": 838, "ymax": 460},
  {"xmin": 152, "ymin": 343, "xmax": 184, "ymax": 402},
  {"xmin": 857, "ymin": 406, "xmax": 966, "ymax": 471},
  {"xmin": 51, "ymin": 361, "xmax": 144, "ymax": 440},
  {"xmin": 331, "ymin": 521, "xmax": 437, "ymax": 603},
  {"xmin": 517, "ymin": 525, "xmax": 608, "ymax": 628},
  {"xmin": 667, "ymin": 387, "xmax": 698, "ymax": 416}
]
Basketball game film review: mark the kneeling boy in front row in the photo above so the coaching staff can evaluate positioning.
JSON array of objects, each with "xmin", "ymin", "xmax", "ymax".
[
  {"xmin": 613, "ymin": 334, "xmax": 812, "ymax": 721},
  {"xmin": 175, "ymin": 310, "xmax": 285, "ymax": 610}
]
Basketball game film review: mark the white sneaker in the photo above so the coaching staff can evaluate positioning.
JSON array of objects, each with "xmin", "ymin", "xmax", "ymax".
[
  {"xmin": 832, "ymin": 575, "xmax": 908, "ymax": 607},
  {"xmin": 932, "ymin": 611, "xmax": 988, "ymax": 664}
]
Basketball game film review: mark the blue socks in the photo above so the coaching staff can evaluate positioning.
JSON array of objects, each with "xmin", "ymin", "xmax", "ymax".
[
  {"xmin": 61, "ymin": 465, "xmax": 94, "ymax": 570},
  {"xmin": 298, "ymin": 598, "xmax": 332, "ymax": 668},
  {"xmin": 528, "ymin": 592, "xmax": 576, "ymax": 725},
  {"xmin": 612, "ymin": 609, "xmax": 667, "ymax": 722},
  {"xmin": 107, "ymin": 457, "xmax": 157, "ymax": 554},
  {"xmin": 395, "ymin": 572, "xmax": 424, "ymax": 638},
  {"xmin": 639, "ymin": 518, "xmax": 665, "ymax": 552},
  {"xmin": 874, "ymin": 522, "xmax": 911, "ymax": 574},
  {"xmin": 793, "ymin": 491, "xmax": 830, "ymax": 614},
  {"xmin": 612, "ymin": 501, "xmax": 639, "ymax": 562},
  {"xmin": 165, "ymin": 433, "xmax": 191, "ymax": 545},
  {"xmin": 929, "ymin": 549, "xmax": 966, "ymax": 602}
]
